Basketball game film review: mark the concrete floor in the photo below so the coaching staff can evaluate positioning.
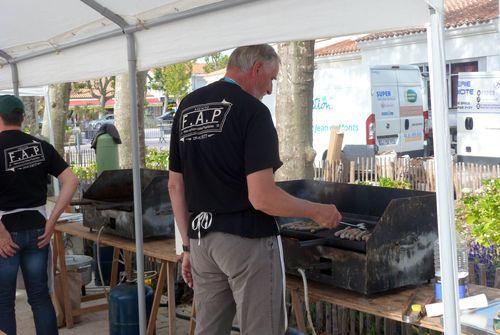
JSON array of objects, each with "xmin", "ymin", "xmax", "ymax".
[{"xmin": 15, "ymin": 289, "xmax": 192, "ymax": 335}]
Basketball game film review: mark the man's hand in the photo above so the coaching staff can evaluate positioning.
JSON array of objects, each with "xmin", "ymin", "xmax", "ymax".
[
  {"xmin": 313, "ymin": 204, "xmax": 342, "ymax": 229},
  {"xmin": 37, "ymin": 220, "xmax": 55, "ymax": 249},
  {"xmin": 181, "ymin": 252, "xmax": 193, "ymax": 288},
  {"xmin": 0, "ymin": 224, "xmax": 19, "ymax": 258}
]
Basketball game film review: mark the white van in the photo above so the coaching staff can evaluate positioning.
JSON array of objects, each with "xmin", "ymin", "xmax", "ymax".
[
  {"xmin": 196, "ymin": 64, "xmax": 428, "ymax": 163},
  {"xmin": 312, "ymin": 65, "xmax": 428, "ymax": 162},
  {"xmin": 457, "ymin": 72, "xmax": 500, "ymax": 164}
]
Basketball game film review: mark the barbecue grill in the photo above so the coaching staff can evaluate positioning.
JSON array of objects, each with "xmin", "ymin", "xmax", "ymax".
[
  {"xmin": 77, "ymin": 169, "xmax": 174, "ymax": 239},
  {"xmin": 276, "ymin": 180, "xmax": 438, "ymax": 295}
]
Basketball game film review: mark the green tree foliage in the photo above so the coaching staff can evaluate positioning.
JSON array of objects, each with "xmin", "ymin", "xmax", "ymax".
[
  {"xmin": 203, "ymin": 52, "xmax": 229, "ymax": 73},
  {"xmin": 150, "ymin": 61, "xmax": 194, "ymax": 105}
]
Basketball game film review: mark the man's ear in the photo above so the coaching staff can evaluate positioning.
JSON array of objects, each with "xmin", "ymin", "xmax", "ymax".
[{"xmin": 251, "ymin": 60, "xmax": 264, "ymax": 76}]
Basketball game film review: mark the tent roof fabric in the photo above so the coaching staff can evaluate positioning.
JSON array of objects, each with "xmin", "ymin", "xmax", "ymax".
[
  {"xmin": 316, "ymin": 0, "xmax": 498, "ymax": 57},
  {"xmin": 0, "ymin": 0, "xmax": 429, "ymax": 89}
]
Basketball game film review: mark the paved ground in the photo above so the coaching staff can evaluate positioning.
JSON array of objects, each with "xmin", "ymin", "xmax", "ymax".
[{"xmin": 15, "ymin": 289, "xmax": 191, "ymax": 335}]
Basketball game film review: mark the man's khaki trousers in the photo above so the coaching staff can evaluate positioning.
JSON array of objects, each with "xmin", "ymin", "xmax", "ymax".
[{"xmin": 190, "ymin": 232, "xmax": 286, "ymax": 335}]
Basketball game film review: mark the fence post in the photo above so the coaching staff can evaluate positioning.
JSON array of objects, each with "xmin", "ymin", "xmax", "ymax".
[{"xmin": 349, "ymin": 161, "xmax": 355, "ymax": 184}]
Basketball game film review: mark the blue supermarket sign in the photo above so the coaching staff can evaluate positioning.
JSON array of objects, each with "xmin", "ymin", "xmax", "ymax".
[
  {"xmin": 458, "ymin": 80, "xmax": 474, "ymax": 95},
  {"xmin": 376, "ymin": 91, "xmax": 391, "ymax": 98},
  {"xmin": 458, "ymin": 88, "xmax": 474, "ymax": 95}
]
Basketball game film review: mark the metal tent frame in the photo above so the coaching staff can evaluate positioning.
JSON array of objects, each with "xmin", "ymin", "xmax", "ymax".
[{"xmin": 0, "ymin": 1, "xmax": 462, "ymax": 333}]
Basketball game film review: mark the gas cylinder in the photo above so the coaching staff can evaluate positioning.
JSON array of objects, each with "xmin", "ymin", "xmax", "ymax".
[{"xmin": 109, "ymin": 282, "xmax": 154, "ymax": 335}]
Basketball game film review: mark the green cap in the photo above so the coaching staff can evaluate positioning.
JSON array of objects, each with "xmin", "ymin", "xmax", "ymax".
[{"xmin": 0, "ymin": 95, "xmax": 25, "ymax": 115}]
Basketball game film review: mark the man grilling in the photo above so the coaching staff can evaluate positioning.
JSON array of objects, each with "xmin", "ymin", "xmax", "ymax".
[{"xmin": 168, "ymin": 44, "xmax": 341, "ymax": 335}]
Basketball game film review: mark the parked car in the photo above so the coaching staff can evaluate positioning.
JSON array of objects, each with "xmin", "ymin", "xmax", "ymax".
[
  {"xmin": 156, "ymin": 111, "xmax": 175, "ymax": 123},
  {"xmin": 89, "ymin": 114, "xmax": 114, "ymax": 129}
]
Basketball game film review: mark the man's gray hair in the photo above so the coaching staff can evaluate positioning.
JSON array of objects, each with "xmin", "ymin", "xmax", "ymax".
[{"xmin": 227, "ymin": 44, "xmax": 279, "ymax": 71}]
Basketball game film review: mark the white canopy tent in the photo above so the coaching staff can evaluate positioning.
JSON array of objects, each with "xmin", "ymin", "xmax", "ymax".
[{"xmin": 0, "ymin": 1, "xmax": 461, "ymax": 334}]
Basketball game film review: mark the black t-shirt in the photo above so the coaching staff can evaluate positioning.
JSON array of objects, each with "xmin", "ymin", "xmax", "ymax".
[
  {"xmin": 169, "ymin": 80, "xmax": 283, "ymax": 239},
  {"xmin": 0, "ymin": 130, "xmax": 69, "ymax": 231}
]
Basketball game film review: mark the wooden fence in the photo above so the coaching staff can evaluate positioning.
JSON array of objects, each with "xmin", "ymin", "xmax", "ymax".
[
  {"xmin": 316, "ymin": 156, "xmax": 500, "ymax": 198},
  {"xmin": 64, "ymin": 148, "xmax": 96, "ymax": 167}
]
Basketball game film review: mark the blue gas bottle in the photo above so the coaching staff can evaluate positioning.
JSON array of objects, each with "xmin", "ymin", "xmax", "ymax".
[{"xmin": 109, "ymin": 282, "xmax": 154, "ymax": 335}]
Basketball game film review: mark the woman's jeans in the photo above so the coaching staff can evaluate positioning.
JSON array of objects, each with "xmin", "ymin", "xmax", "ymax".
[{"xmin": 0, "ymin": 228, "xmax": 58, "ymax": 335}]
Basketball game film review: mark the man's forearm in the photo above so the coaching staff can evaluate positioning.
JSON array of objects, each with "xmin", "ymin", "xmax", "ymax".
[
  {"xmin": 255, "ymin": 185, "xmax": 321, "ymax": 219},
  {"xmin": 171, "ymin": 194, "xmax": 190, "ymax": 246},
  {"xmin": 47, "ymin": 169, "xmax": 78, "ymax": 224},
  {"xmin": 168, "ymin": 178, "xmax": 190, "ymax": 246}
]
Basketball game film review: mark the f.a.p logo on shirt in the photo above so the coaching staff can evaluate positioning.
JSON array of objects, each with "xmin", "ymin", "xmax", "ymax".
[
  {"xmin": 179, "ymin": 101, "xmax": 232, "ymax": 142},
  {"xmin": 4, "ymin": 141, "xmax": 45, "ymax": 172}
]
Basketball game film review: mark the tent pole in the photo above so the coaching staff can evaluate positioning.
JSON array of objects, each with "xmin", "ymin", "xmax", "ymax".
[
  {"xmin": 44, "ymin": 86, "xmax": 60, "ymax": 196},
  {"xmin": 0, "ymin": 50, "xmax": 19, "ymax": 96},
  {"xmin": 426, "ymin": 2, "xmax": 460, "ymax": 333},
  {"xmin": 79, "ymin": 2, "xmax": 147, "ymax": 331},
  {"xmin": 10, "ymin": 63, "xmax": 19, "ymax": 97},
  {"xmin": 126, "ymin": 32, "xmax": 147, "ymax": 335}
]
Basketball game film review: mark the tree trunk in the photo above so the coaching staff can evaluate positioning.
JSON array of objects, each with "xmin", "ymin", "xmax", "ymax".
[
  {"xmin": 115, "ymin": 72, "xmax": 147, "ymax": 169},
  {"xmin": 41, "ymin": 83, "xmax": 71, "ymax": 156},
  {"xmin": 98, "ymin": 96, "xmax": 107, "ymax": 118},
  {"xmin": 21, "ymin": 96, "xmax": 39, "ymax": 135},
  {"xmin": 275, "ymin": 41, "xmax": 316, "ymax": 181}
]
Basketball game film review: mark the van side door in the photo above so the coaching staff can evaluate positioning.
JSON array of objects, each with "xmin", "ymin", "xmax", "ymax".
[
  {"xmin": 371, "ymin": 69, "xmax": 401, "ymax": 153},
  {"xmin": 397, "ymin": 69, "xmax": 425, "ymax": 155}
]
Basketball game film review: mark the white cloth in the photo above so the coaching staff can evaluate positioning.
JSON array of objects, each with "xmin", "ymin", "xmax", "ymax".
[{"xmin": 0, "ymin": 206, "xmax": 55, "ymax": 294}]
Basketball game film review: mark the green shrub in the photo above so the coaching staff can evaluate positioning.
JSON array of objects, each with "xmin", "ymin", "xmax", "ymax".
[
  {"xmin": 146, "ymin": 148, "xmax": 169, "ymax": 170},
  {"xmin": 378, "ymin": 177, "xmax": 412, "ymax": 189},
  {"xmin": 354, "ymin": 177, "xmax": 411, "ymax": 189},
  {"xmin": 71, "ymin": 163, "xmax": 97, "ymax": 181},
  {"xmin": 457, "ymin": 178, "xmax": 500, "ymax": 247}
]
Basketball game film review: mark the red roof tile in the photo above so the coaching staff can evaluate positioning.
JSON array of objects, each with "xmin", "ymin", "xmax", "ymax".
[
  {"xmin": 316, "ymin": 0, "xmax": 498, "ymax": 56},
  {"xmin": 357, "ymin": 0, "xmax": 498, "ymax": 42},
  {"xmin": 192, "ymin": 63, "xmax": 207, "ymax": 74},
  {"xmin": 71, "ymin": 87, "xmax": 113, "ymax": 99},
  {"xmin": 315, "ymin": 39, "xmax": 360, "ymax": 57}
]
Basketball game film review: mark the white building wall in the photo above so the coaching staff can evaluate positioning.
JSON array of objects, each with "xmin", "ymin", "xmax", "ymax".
[
  {"xmin": 358, "ymin": 22, "xmax": 499, "ymax": 70},
  {"xmin": 487, "ymin": 54, "xmax": 500, "ymax": 70}
]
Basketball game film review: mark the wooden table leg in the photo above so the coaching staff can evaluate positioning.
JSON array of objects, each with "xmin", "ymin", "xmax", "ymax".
[
  {"xmin": 55, "ymin": 231, "xmax": 74, "ymax": 328},
  {"xmin": 290, "ymin": 289, "xmax": 306, "ymax": 332},
  {"xmin": 124, "ymin": 250, "xmax": 132, "ymax": 276},
  {"xmin": 147, "ymin": 261, "xmax": 167, "ymax": 335},
  {"xmin": 52, "ymin": 240, "xmax": 58, "ymax": 276},
  {"xmin": 189, "ymin": 298, "xmax": 196, "ymax": 335},
  {"xmin": 110, "ymin": 247, "xmax": 120, "ymax": 288},
  {"xmin": 167, "ymin": 261, "xmax": 176, "ymax": 335}
]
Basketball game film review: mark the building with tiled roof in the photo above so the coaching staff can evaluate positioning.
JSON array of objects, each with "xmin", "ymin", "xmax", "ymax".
[
  {"xmin": 315, "ymin": 40, "xmax": 360, "ymax": 58},
  {"xmin": 313, "ymin": 0, "xmax": 498, "ymax": 146},
  {"xmin": 315, "ymin": 0, "xmax": 498, "ymax": 58},
  {"xmin": 70, "ymin": 87, "xmax": 160, "ymax": 108}
]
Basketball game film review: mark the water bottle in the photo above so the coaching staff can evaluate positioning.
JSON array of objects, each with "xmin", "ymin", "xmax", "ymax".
[{"xmin": 434, "ymin": 238, "xmax": 469, "ymax": 301}]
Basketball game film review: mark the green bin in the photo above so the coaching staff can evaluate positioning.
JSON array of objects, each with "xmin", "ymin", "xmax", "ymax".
[{"xmin": 95, "ymin": 133, "xmax": 119, "ymax": 175}]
